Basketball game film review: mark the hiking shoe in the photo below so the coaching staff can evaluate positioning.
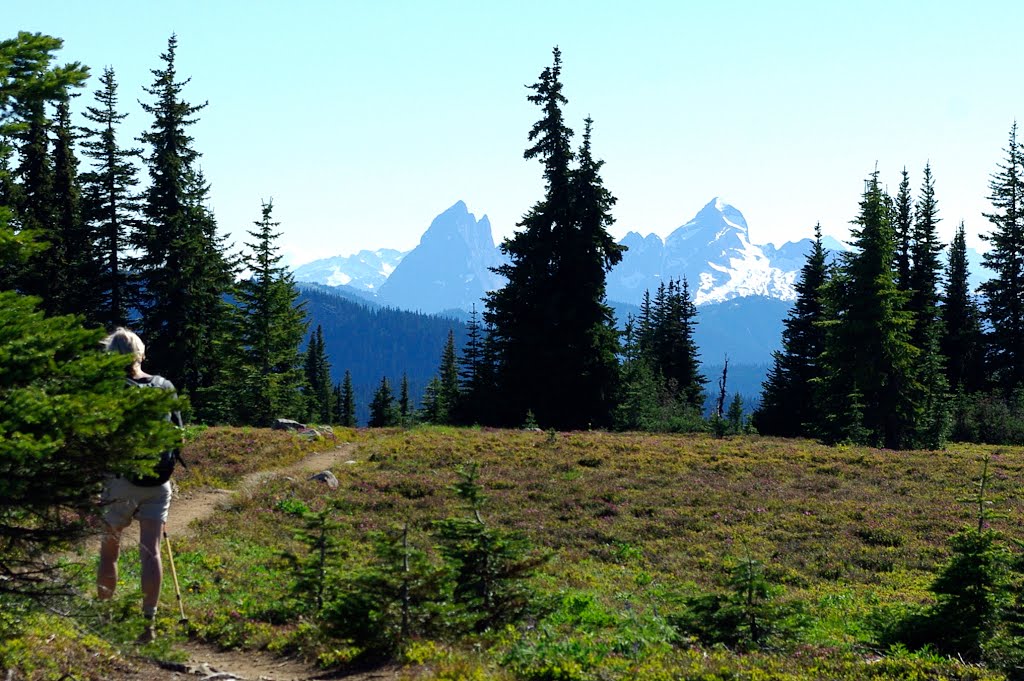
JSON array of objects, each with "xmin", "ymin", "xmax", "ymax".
[{"xmin": 136, "ymin": 624, "xmax": 156, "ymax": 644}]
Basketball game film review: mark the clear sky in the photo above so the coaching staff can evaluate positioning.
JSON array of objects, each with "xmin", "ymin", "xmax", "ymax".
[{"xmin": 9, "ymin": 1, "xmax": 1021, "ymax": 264}]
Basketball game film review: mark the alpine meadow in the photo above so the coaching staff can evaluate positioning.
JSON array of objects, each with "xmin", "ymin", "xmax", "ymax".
[{"xmin": 5, "ymin": 18, "xmax": 1024, "ymax": 681}]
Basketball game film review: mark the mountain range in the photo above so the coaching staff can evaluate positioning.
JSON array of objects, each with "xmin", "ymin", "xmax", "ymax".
[
  {"xmin": 293, "ymin": 197, "xmax": 848, "ymax": 314},
  {"xmin": 294, "ymin": 198, "xmax": 991, "ymax": 411}
]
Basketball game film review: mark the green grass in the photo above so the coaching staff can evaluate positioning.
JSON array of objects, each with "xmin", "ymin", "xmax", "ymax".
[{"xmin": 5, "ymin": 427, "xmax": 1021, "ymax": 680}]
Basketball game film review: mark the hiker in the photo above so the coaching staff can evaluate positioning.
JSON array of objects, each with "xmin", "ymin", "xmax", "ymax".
[{"xmin": 96, "ymin": 327, "xmax": 182, "ymax": 643}]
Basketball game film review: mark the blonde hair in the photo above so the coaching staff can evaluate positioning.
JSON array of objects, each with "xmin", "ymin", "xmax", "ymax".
[{"xmin": 102, "ymin": 327, "xmax": 146, "ymax": 364}]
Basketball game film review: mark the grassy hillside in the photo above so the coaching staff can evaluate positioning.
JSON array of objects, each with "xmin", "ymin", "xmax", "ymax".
[{"xmin": 5, "ymin": 428, "xmax": 1022, "ymax": 680}]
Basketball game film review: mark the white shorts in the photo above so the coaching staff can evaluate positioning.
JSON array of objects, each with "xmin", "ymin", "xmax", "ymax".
[{"xmin": 101, "ymin": 476, "xmax": 172, "ymax": 528}]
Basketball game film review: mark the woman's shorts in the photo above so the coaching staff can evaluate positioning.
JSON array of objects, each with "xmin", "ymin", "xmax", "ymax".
[{"xmin": 101, "ymin": 476, "xmax": 172, "ymax": 527}]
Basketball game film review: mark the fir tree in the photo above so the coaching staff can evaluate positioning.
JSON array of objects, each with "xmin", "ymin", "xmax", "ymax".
[
  {"xmin": 234, "ymin": 200, "xmax": 307, "ymax": 425},
  {"xmin": 0, "ymin": 33, "xmax": 86, "ymax": 291},
  {"xmin": 134, "ymin": 35, "xmax": 237, "ymax": 420},
  {"xmin": 11, "ymin": 96, "xmax": 56, "ymax": 305},
  {"xmin": 436, "ymin": 329, "xmax": 460, "ymax": 425},
  {"xmin": 908, "ymin": 164, "xmax": 950, "ymax": 448},
  {"xmin": 942, "ymin": 222, "xmax": 985, "ymax": 395},
  {"xmin": 50, "ymin": 95, "xmax": 97, "ymax": 318},
  {"xmin": 456, "ymin": 304, "xmax": 487, "ymax": 424},
  {"xmin": 818, "ymin": 171, "xmax": 919, "ymax": 448},
  {"xmin": 79, "ymin": 66, "xmax": 142, "ymax": 328},
  {"xmin": 754, "ymin": 224, "xmax": 829, "ymax": 437},
  {"xmin": 981, "ymin": 123, "xmax": 1024, "ymax": 396},
  {"xmin": 338, "ymin": 369, "xmax": 356, "ymax": 427},
  {"xmin": 369, "ymin": 376, "xmax": 398, "ymax": 427},
  {"xmin": 303, "ymin": 325, "xmax": 331, "ymax": 423},
  {"xmin": 893, "ymin": 168, "xmax": 914, "ymax": 291},
  {"xmin": 485, "ymin": 48, "xmax": 623, "ymax": 430},
  {"xmin": 399, "ymin": 372, "xmax": 411, "ymax": 423}
]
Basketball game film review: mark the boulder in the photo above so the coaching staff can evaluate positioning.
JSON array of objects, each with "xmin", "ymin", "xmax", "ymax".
[
  {"xmin": 273, "ymin": 418, "xmax": 306, "ymax": 431},
  {"xmin": 308, "ymin": 470, "xmax": 339, "ymax": 490}
]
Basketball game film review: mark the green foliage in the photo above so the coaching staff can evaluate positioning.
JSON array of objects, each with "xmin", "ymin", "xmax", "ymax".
[
  {"xmin": 981, "ymin": 123, "xmax": 1024, "ymax": 396},
  {"xmin": 234, "ymin": 199, "xmax": 308, "ymax": 426},
  {"xmin": 434, "ymin": 464, "xmax": 546, "ymax": 631},
  {"xmin": 324, "ymin": 524, "xmax": 450, "ymax": 655},
  {"xmin": 0, "ymin": 292, "xmax": 180, "ymax": 602},
  {"xmin": 336, "ymin": 369, "xmax": 357, "ymax": 427},
  {"xmin": 671, "ymin": 552, "xmax": 805, "ymax": 651},
  {"xmin": 369, "ymin": 375, "xmax": 398, "ymax": 427},
  {"xmin": 485, "ymin": 48, "xmax": 623, "ymax": 430},
  {"xmin": 942, "ymin": 222, "xmax": 986, "ymax": 395},
  {"xmin": 133, "ymin": 35, "xmax": 238, "ymax": 422},
  {"xmin": 79, "ymin": 65, "xmax": 142, "ymax": 328},
  {"xmin": 279, "ymin": 502, "xmax": 348, "ymax": 614},
  {"xmin": 303, "ymin": 325, "xmax": 331, "ymax": 423},
  {"xmin": 817, "ymin": 171, "xmax": 920, "ymax": 449},
  {"xmin": 755, "ymin": 223, "xmax": 829, "ymax": 437}
]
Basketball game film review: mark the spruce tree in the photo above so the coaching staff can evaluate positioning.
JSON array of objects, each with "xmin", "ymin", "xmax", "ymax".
[
  {"xmin": 235, "ymin": 200, "xmax": 308, "ymax": 425},
  {"xmin": 399, "ymin": 372, "xmax": 411, "ymax": 424},
  {"xmin": 369, "ymin": 376, "xmax": 398, "ymax": 427},
  {"xmin": 51, "ymin": 96, "xmax": 98, "ymax": 319},
  {"xmin": 456, "ymin": 305, "xmax": 486, "ymax": 424},
  {"xmin": 303, "ymin": 325, "xmax": 331, "ymax": 423},
  {"xmin": 11, "ymin": 96, "xmax": 57, "ymax": 305},
  {"xmin": 134, "ymin": 35, "xmax": 237, "ymax": 420},
  {"xmin": 436, "ymin": 329, "xmax": 460, "ymax": 425},
  {"xmin": 981, "ymin": 123, "xmax": 1024, "ymax": 396},
  {"xmin": 338, "ymin": 369, "xmax": 357, "ymax": 427},
  {"xmin": 907, "ymin": 164, "xmax": 950, "ymax": 448},
  {"xmin": 0, "ymin": 33, "xmax": 86, "ymax": 292},
  {"xmin": 942, "ymin": 222, "xmax": 985, "ymax": 395},
  {"xmin": 79, "ymin": 66, "xmax": 142, "ymax": 328},
  {"xmin": 893, "ymin": 168, "xmax": 914, "ymax": 291},
  {"xmin": 817, "ymin": 171, "xmax": 919, "ymax": 448},
  {"xmin": 485, "ymin": 48, "xmax": 623, "ymax": 430},
  {"xmin": 754, "ymin": 224, "xmax": 829, "ymax": 437},
  {"xmin": 558, "ymin": 117, "xmax": 624, "ymax": 428}
]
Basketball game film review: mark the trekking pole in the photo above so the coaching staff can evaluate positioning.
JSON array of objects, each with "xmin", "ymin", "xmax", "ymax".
[{"xmin": 163, "ymin": 529, "xmax": 188, "ymax": 624}]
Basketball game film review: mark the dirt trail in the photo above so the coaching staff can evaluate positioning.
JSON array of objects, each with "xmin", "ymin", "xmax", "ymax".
[
  {"xmin": 97, "ymin": 443, "xmax": 409, "ymax": 681},
  {"xmin": 168, "ymin": 444, "xmax": 360, "ymax": 538}
]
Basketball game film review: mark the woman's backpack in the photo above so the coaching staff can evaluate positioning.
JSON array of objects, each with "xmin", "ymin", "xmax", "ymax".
[{"xmin": 126, "ymin": 375, "xmax": 186, "ymax": 487}]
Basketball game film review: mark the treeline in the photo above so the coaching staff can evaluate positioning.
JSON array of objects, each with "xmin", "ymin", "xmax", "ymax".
[
  {"xmin": 0, "ymin": 32, "xmax": 352, "ymax": 426},
  {"xmin": 4, "ymin": 32, "xmax": 1022, "ymax": 445},
  {"xmin": 755, "ymin": 156, "xmax": 1024, "ymax": 447}
]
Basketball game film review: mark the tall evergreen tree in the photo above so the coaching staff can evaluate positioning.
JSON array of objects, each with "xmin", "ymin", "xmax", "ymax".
[
  {"xmin": 437, "ymin": 329, "xmax": 460, "ymax": 425},
  {"xmin": 133, "ymin": 35, "xmax": 237, "ymax": 420},
  {"xmin": 893, "ymin": 168, "xmax": 914, "ymax": 291},
  {"xmin": 303, "ymin": 325, "xmax": 331, "ymax": 423},
  {"xmin": 558, "ymin": 117, "xmax": 624, "ymax": 427},
  {"xmin": 399, "ymin": 372, "xmax": 411, "ymax": 423},
  {"xmin": 754, "ymin": 223, "xmax": 829, "ymax": 437},
  {"xmin": 79, "ymin": 66, "xmax": 142, "ymax": 327},
  {"xmin": 50, "ymin": 95, "xmax": 97, "ymax": 318},
  {"xmin": 338, "ymin": 369, "xmax": 356, "ymax": 427},
  {"xmin": 485, "ymin": 48, "xmax": 623, "ymax": 430},
  {"xmin": 11, "ymin": 95, "xmax": 56, "ymax": 304},
  {"xmin": 369, "ymin": 376, "xmax": 397, "ymax": 427},
  {"xmin": 234, "ymin": 200, "xmax": 307, "ymax": 425},
  {"xmin": 817, "ymin": 171, "xmax": 919, "ymax": 448},
  {"xmin": 981, "ymin": 123, "xmax": 1024, "ymax": 395},
  {"xmin": 907, "ymin": 163, "xmax": 950, "ymax": 448},
  {"xmin": 942, "ymin": 222, "xmax": 985, "ymax": 394},
  {"xmin": 0, "ymin": 33, "xmax": 87, "ymax": 291},
  {"xmin": 456, "ymin": 304, "xmax": 487, "ymax": 424}
]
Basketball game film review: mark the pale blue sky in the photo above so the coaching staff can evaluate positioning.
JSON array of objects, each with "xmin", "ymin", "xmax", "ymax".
[{"xmin": 9, "ymin": 1, "xmax": 1020, "ymax": 264}]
